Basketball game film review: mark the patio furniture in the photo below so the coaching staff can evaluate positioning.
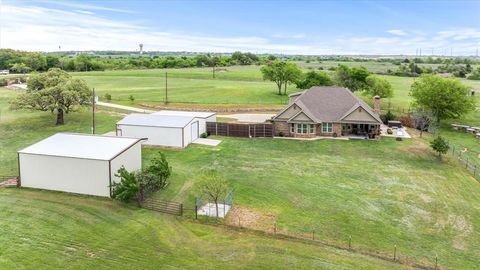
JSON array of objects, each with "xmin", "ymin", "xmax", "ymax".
[{"xmin": 388, "ymin": 121, "xmax": 402, "ymax": 128}]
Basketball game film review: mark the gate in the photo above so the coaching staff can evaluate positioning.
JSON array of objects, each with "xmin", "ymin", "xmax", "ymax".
[
  {"xmin": 206, "ymin": 122, "xmax": 273, "ymax": 138},
  {"xmin": 141, "ymin": 197, "xmax": 183, "ymax": 216}
]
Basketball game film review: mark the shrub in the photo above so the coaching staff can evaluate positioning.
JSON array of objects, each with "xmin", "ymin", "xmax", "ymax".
[
  {"xmin": 200, "ymin": 132, "xmax": 208, "ymax": 138},
  {"xmin": 430, "ymin": 136, "xmax": 449, "ymax": 157},
  {"xmin": 111, "ymin": 166, "xmax": 139, "ymax": 203},
  {"xmin": 382, "ymin": 110, "xmax": 396, "ymax": 124},
  {"xmin": 399, "ymin": 114, "xmax": 414, "ymax": 128},
  {"xmin": 278, "ymin": 131, "xmax": 285, "ymax": 137},
  {"xmin": 387, "ymin": 128, "xmax": 393, "ymax": 135},
  {"xmin": 104, "ymin": 93, "xmax": 112, "ymax": 102},
  {"xmin": 143, "ymin": 153, "xmax": 172, "ymax": 191}
]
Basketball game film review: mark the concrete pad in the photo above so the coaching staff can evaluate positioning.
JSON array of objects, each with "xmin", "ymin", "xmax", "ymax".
[
  {"xmin": 192, "ymin": 138, "xmax": 222, "ymax": 146},
  {"xmin": 221, "ymin": 113, "xmax": 275, "ymax": 123},
  {"xmin": 197, "ymin": 203, "xmax": 231, "ymax": 218}
]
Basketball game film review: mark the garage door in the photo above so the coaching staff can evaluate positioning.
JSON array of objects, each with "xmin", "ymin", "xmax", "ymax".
[{"xmin": 191, "ymin": 121, "xmax": 199, "ymax": 141}]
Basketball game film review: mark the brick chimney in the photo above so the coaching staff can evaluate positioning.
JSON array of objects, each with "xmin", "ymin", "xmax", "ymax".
[{"xmin": 373, "ymin": 96, "xmax": 381, "ymax": 115}]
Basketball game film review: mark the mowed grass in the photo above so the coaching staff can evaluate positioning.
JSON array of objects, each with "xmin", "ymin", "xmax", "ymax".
[
  {"xmin": 72, "ymin": 66, "xmax": 291, "ymax": 105},
  {"xmin": 0, "ymin": 188, "xmax": 411, "ymax": 270},
  {"xmin": 149, "ymin": 137, "xmax": 480, "ymax": 269}
]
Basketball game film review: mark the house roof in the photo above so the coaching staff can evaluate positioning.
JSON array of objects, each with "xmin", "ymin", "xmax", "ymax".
[
  {"xmin": 151, "ymin": 110, "xmax": 215, "ymax": 118},
  {"xmin": 281, "ymin": 87, "xmax": 382, "ymax": 123},
  {"xmin": 117, "ymin": 114, "xmax": 194, "ymax": 128},
  {"xmin": 18, "ymin": 133, "xmax": 143, "ymax": 161}
]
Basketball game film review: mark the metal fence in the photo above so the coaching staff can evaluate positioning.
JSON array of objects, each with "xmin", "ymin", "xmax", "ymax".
[
  {"xmin": 195, "ymin": 190, "xmax": 234, "ymax": 219},
  {"xmin": 141, "ymin": 197, "xmax": 183, "ymax": 216},
  {"xmin": 450, "ymin": 145, "xmax": 480, "ymax": 181},
  {"xmin": 207, "ymin": 122, "xmax": 274, "ymax": 138}
]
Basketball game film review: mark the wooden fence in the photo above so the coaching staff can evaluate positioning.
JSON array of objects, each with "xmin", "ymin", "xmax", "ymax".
[
  {"xmin": 207, "ymin": 122, "xmax": 274, "ymax": 138},
  {"xmin": 141, "ymin": 197, "xmax": 183, "ymax": 216}
]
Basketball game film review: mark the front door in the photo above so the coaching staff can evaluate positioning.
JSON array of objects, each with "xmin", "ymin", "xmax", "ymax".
[{"xmin": 191, "ymin": 121, "xmax": 199, "ymax": 141}]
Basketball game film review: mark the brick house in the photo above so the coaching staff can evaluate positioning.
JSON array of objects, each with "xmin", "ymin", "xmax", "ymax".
[{"xmin": 272, "ymin": 87, "xmax": 383, "ymax": 139}]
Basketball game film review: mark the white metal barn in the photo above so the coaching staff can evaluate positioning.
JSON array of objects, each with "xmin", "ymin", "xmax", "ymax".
[
  {"xmin": 18, "ymin": 133, "xmax": 143, "ymax": 197},
  {"xmin": 116, "ymin": 111, "xmax": 216, "ymax": 148}
]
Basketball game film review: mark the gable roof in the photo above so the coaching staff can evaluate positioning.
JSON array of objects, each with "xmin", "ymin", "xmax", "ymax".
[
  {"xmin": 279, "ymin": 87, "xmax": 381, "ymax": 123},
  {"xmin": 18, "ymin": 133, "xmax": 143, "ymax": 161},
  {"xmin": 152, "ymin": 110, "xmax": 215, "ymax": 119},
  {"xmin": 117, "ymin": 114, "xmax": 195, "ymax": 128}
]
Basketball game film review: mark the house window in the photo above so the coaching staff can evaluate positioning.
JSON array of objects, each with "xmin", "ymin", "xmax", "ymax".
[
  {"xmin": 294, "ymin": 123, "xmax": 315, "ymax": 134},
  {"xmin": 290, "ymin": 123, "xmax": 295, "ymax": 133},
  {"xmin": 322, "ymin": 123, "xmax": 333, "ymax": 133}
]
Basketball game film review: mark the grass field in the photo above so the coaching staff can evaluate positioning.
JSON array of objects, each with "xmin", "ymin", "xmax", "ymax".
[
  {"xmin": 1, "ymin": 188, "xmax": 411, "ymax": 270},
  {"xmin": 150, "ymin": 136, "xmax": 480, "ymax": 269}
]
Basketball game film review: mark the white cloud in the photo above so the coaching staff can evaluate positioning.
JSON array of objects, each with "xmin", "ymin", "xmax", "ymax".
[
  {"xmin": 386, "ymin": 29, "xmax": 407, "ymax": 36},
  {"xmin": 0, "ymin": 2, "xmax": 479, "ymax": 56}
]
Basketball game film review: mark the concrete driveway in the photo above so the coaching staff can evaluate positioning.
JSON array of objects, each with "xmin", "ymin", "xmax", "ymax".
[{"xmin": 221, "ymin": 113, "xmax": 275, "ymax": 123}]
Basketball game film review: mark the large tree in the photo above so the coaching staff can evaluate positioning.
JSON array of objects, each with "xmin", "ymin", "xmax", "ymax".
[
  {"xmin": 295, "ymin": 70, "xmax": 333, "ymax": 89},
  {"xmin": 198, "ymin": 170, "xmax": 228, "ymax": 218},
  {"xmin": 410, "ymin": 74, "xmax": 476, "ymax": 126},
  {"xmin": 335, "ymin": 64, "xmax": 370, "ymax": 92},
  {"xmin": 364, "ymin": 75, "xmax": 393, "ymax": 98},
  {"xmin": 261, "ymin": 61, "xmax": 302, "ymax": 95},
  {"xmin": 10, "ymin": 68, "xmax": 91, "ymax": 125}
]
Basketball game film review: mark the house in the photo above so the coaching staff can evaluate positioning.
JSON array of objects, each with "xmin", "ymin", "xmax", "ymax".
[
  {"xmin": 116, "ymin": 110, "xmax": 216, "ymax": 148},
  {"xmin": 272, "ymin": 87, "xmax": 383, "ymax": 139},
  {"xmin": 17, "ymin": 133, "xmax": 144, "ymax": 197}
]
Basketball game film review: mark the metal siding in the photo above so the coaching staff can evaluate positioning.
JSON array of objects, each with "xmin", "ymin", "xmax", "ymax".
[
  {"xmin": 19, "ymin": 153, "xmax": 110, "ymax": 197},
  {"xmin": 118, "ymin": 124, "xmax": 183, "ymax": 147},
  {"xmin": 110, "ymin": 143, "xmax": 142, "ymax": 185}
]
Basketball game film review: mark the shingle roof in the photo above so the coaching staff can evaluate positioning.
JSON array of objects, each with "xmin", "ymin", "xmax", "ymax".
[
  {"xmin": 117, "ymin": 114, "xmax": 194, "ymax": 128},
  {"xmin": 287, "ymin": 87, "xmax": 382, "ymax": 123}
]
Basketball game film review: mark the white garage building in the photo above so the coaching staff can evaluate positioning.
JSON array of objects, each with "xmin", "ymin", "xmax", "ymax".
[
  {"xmin": 18, "ymin": 133, "xmax": 143, "ymax": 197},
  {"xmin": 116, "ymin": 110, "xmax": 216, "ymax": 148}
]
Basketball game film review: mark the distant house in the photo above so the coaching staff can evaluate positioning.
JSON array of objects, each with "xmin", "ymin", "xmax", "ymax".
[{"xmin": 272, "ymin": 87, "xmax": 383, "ymax": 139}]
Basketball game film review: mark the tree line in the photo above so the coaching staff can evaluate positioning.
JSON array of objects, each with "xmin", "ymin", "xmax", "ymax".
[{"xmin": 0, "ymin": 49, "xmax": 278, "ymax": 72}]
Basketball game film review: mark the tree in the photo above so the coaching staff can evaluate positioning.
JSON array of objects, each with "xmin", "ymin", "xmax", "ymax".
[
  {"xmin": 10, "ymin": 68, "xmax": 91, "ymax": 125},
  {"xmin": 198, "ymin": 170, "xmax": 228, "ymax": 218},
  {"xmin": 335, "ymin": 64, "xmax": 370, "ymax": 92},
  {"xmin": 22, "ymin": 53, "xmax": 47, "ymax": 71},
  {"xmin": 410, "ymin": 75, "xmax": 476, "ymax": 127},
  {"xmin": 10, "ymin": 63, "xmax": 31, "ymax": 74},
  {"xmin": 261, "ymin": 61, "xmax": 301, "ymax": 95},
  {"xmin": 143, "ymin": 152, "xmax": 172, "ymax": 192},
  {"xmin": 430, "ymin": 136, "xmax": 449, "ymax": 157},
  {"xmin": 111, "ymin": 167, "xmax": 139, "ymax": 203},
  {"xmin": 364, "ymin": 75, "xmax": 393, "ymax": 98},
  {"xmin": 295, "ymin": 70, "xmax": 333, "ymax": 89},
  {"xmin": 412, "ymin": 108, "xmax": 434, "ymax": 138}
]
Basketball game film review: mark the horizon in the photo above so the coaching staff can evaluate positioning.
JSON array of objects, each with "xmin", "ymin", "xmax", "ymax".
[{"xmin": 1, "ymin": 0, "xmax": 479, "ymax": 56}]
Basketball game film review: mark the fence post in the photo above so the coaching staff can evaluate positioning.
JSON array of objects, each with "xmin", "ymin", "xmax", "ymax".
[
  {"xmin": 348, "ymin": 235, "xmax": 352, "ymax": 250},
  {"xmin": 238, "ymin": 216, "xmax": 241, "ymax": 227},
  {"xmin": 273, "ymin": 222, "xmax": 277, "ymax": 234},
  {"xmin": 195, "ymin": 204, "xmax": 198, "ymax": 219},
  {"xmin": 466, "ymin": 158, "xmax": 468, "ymax": 169},
  {"xmin": 394, "ymin": 244, "xmax": 397, "ymax": 261},
  {"xmin": 180, "ymin": 203, "xmax": 183, "ymax": 216},
  {"xmin": 215, "ymin": 122, "xmax": 218, "ymax": 136},
  {"xmin": 312, "ymin": 229, "xmax": 315, "ymax": 240},
  {"xmin": 474, "ymin": 165, "xmax": 477, "ymax": 177},
  {"xmin": 435, "ymin": 254, "xmax": 438, "ymax": 270}
]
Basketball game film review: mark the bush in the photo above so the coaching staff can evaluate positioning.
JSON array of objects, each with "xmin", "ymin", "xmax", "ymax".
[
  {"xmin": 104, "ymin": 93, "xmax": 112, "ymax": 102},
  {"xmin": 111, "ymin": 166, "xmax": 139, "ymax": 203},
  {"xmin": 128, "ymin": 95, "xmax": 135, "ymax": 103},
  {"xmin": 382, "ymin": 110, "xmax": 396, "ymax": 124},
  {"xmin": 200, "ymin": 132, "xmax": 208, "ymax": 138},
  {"xmin": 387, "ymin": 128, "xmax": 393, "ymax": 134},
  {"xmin": 430, "ymin": 136, "xmax": 449, "ymax": 157},
  {"xmin": 278, "ymin": 131, "xmax": 285, "ymax": 137},
  {"xmin": 399, "ymin": 114, "xmax": 414, "ymax": 128}
]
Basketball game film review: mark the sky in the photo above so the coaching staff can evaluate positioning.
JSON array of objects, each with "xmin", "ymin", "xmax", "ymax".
[{"xmin": 1, "ymin": 0, "xmax": 479, "ymax": 55}]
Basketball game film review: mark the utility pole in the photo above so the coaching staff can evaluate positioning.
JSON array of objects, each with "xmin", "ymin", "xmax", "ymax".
[
  {"xmin": 92, "ymin": 88, "xmax": 96, "ymax": 134},
  {"xmin": 165, "ymin": 72, "xmax": 168, "ymax": 104},
  {"xmin": 212, "ymin": 64, "xmax": 215, "ymax": 79}
]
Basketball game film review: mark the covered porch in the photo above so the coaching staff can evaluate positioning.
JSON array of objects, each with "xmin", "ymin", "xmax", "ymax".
[{"xmin": 341, "ymin": 122, "xmax": 381, "ymax": 139}]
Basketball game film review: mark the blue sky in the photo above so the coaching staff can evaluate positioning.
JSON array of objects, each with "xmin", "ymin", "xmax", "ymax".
[{"xmin": 1, "ymin": 0, "xmax": 479, "ymax": 55}]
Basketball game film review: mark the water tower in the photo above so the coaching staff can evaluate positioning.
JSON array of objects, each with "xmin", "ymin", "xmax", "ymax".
[{"xmin": 139, "ymin": 44, "xmax": 144, "ymax": 54}]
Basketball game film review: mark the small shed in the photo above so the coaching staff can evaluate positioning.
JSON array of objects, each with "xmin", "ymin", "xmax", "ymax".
[
  {"xmin": 117, "ymin": 111, "xmax": 216, "ymax": 148},
  {"xmin": 18, "ymin": 133, "xmax": 143, "ymax": 197}
]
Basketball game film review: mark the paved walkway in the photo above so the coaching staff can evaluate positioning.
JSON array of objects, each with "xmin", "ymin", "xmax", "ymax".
[
  {"xmin": 221, "ymin": 113, "xmax": 275, "ymax": 123},
  {"xmin": 96, "ymin": 101, "xmax": 155, "ymax": 113},
  {"xmin": 0, "ymin": 178, "xmax": 17, "ymax": 188},
  {"xmin": 192, "ymin": 138, "xmax": 222, "ymax": 146}
]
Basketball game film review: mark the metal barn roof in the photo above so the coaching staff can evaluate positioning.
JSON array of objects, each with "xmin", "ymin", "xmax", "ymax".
[
  {"xmin": 117, "ymin": 114, "xmax": 194, "ymax": 128},
  {"xmin": 151, "ymin": 110, "xmax": 215, "ymax": 118},
  {"xmin": 18, "ymin": 133, "xmax": 143, "ymax": 161}
]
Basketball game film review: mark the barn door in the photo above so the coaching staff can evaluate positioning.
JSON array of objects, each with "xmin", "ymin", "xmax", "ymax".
[{"xmin": 191, "ymin": 121, "xmax": 199, "ymax": 141}]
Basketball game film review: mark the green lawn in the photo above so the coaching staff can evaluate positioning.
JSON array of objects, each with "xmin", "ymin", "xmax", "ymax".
[
  {"xmin": 0, "ymin": 188, "xmax": 410, "ymax": 270},
  {"xmin": 150, "ymin": 137, "xmax": 480, "ymax": 269}
]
